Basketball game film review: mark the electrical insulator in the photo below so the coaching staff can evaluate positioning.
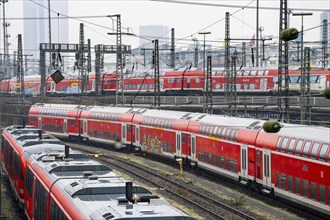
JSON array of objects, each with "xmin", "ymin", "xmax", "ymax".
[
  {"xmin": 263, "ymin": 121, "xmax": 282, "ymax": 133},
  {"xmin": 280, "ymin": 28, "xmax": 299, "ymax": 41}
]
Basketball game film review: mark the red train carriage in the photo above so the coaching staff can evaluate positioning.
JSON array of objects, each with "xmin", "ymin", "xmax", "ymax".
[
  {"xmin": 24, "ymin": 147, "xmax": 193, "ymax": 219},
  {"xmin": 1, "ymin": 125, "xmax": 67, "ymax": 205},
  {"xmin": 28, "ymin": 103, "xmax": 330, "ymax": 215}
]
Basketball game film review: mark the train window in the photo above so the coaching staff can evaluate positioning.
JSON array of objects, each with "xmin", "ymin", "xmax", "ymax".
[
  {"xmin": 288, "ymin": 175, "xmax": 293, "ymax": 192},
  {"xmin": 209, "ymin": 127, "xmax": 214, "ymax": 135},
  {"xmin": 310, "ymin": 142, "xmax": 320, "ymax": 159},
  {"xmin": 287, "ymin": 138, "xmax": 296, "ymax": 154},
  {"xmin": 281, "ymin": 174, "xmax": 286, "ymax": 190},
  {"xmin": 250, "ymin": 71, "xmax": 256, "ymax": 76},
  {"xmin": 281, "ymin": 137, "xmax": 289, "ymax": 152},
  {"xmin": 276, "ymin": 137, "xmax": 283, "ymax": 151},
  {"xmin": 318, "ymin": 144, "xmax": 329, "ymax": 161},
  {"xmin": 127, "ymin": 125, "xmax": 131, "ymax": 133},
  {"xmin": 250, "ymin": 84, "xmax": 255, "ymax": 90},
  {"xmin": 226, "ymin": 129, "xmax": 231, "ymax": 140},
  {"xmin": 196, "ymin": 77, "xmax": 201, "ymax": 83},
  {"xmin": 329, "ymin": 188, "xmax": 330, "ymax": 207},
  {"xmin": 182, "ymin": 133, "xmax": 186, "ymax": 144},
  {"xmin": 213, "ymin": 127, "xmax": 218, "ymax": 136},
  {"xmin": 217, "ymin": 128, "xmax": 222, "ymax": 137},
  {"xmin": 50, "ymin": 199, "xmax": 67, "ymax": 220},
  {"xmin": 289, "ymin": 76, "xmax": 299, "ymax": 83},
  {"xmin": 243, "ymin": 71, "xmax": 249, "ymax": 76},
  {"xmin": 230, "ymin": 130, "xmax": 236, "ymax": 141},
  {"xmin": 221, "ymin": 128, "xmax": 227, "ymax": 139},
  {"xmin": 302, "ymin": 141, "xmax": 312, "ymax": 157},
  {"xmin": 295, "ymin": 178, "xmax": 301, "ymax": 195},
  {"xmin": 311, "ymin": 182, "xmax": 317, "ymax": 201},
  {"xmin": 310, "ymin": 75, "xmax": 319, "ymax": 83},
  {"xmin": 257, "ymin": 71, "xmax": 263, "ymax": 76},
  {"xmin": 256, "ymin": 150, "xmax": 261, "ymax": 164},
  {"xmin": 25, "ymin": 167, "xmax": 33, "ymax": 197},
  {"xmin": 216, "ymin": 83, "xmax": 221, "ymax": 90},
  {"xmin": 319, "ymin": 185, "xmax": 326, "ymax": 204},
  {"xmin": 35, "ymin": 180, "xmax": 48, "ymax": 220},
  {"xmin": 205, "ymin": 126, "xmax": 210, "ymax": 135},
  {"xmin": 201, "ymin": 125, "xmax": 206, "ymax": 135},
  {"xmin": 295, "ymin": 140, "xmax": 304, "ymax": 155},
  {"xmin": 302, "ymin": 180, "xmax": 308, "ymax": 198}
]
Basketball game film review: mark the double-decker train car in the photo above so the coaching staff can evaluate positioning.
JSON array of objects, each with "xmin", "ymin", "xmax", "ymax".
[
  {"xmin": 28, "ymin": 103, "xmax": 330, "ymax": 216},
  {"xmin": 1, "ymin": 67, "xmax": 329, "ymax": 96},
  {"xmin": 1, "ymin": 124, "xmax": 194, "ymax": 219},
  {"xmin": 1, "ymin": 125, "xmax": 68, "ymax": 205}
]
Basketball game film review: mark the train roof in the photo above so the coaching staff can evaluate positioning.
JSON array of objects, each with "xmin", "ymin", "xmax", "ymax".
[
  {"xmin": 56, "ymin": 177, "xmax": 192, "ymax": 219},
  {"xmin": 28, "ymin": 147, "xmax": 192, "ymax": 219}
]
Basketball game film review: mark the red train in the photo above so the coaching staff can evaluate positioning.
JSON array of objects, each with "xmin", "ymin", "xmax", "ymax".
[
  {"xmin": 1, "ymin": 124, "xmax": 194, "ymax": 219},
  {"xmin": 28, "ymin": 103, "xmax": 330, "ymax": 216},
  {"xmin": 1, "ymin": 67, "xmax": 329, "ymax": 96}
]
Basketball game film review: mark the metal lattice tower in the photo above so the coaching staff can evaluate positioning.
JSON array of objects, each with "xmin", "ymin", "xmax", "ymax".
[
  {"xmin": 224, "ymin": 12, "xmax": 231, "ymax": 111},
  {"xmin": 193, "ymin": 38, "xmax": 198, "ymax": 68},
  {"xmin": 79, "ymin": 23, "xmax": 87, "ymax": 94},
  {"xmin": 113, "ymin": 15, "xmax": 124, "ymax": 106},
  {"xmin": 205, "ymin": 56, "xmax": 213, "ymax": 114},
  {"xmin": 322, "ymin": 19, "xmax": 328, "ymax": 69},
  {"xmin": 87, "ymin": 39, "xmax": 92, "ymax": 72},
  {"xmin": 242, "ymin": 42, "xmax": 246, "ymax": 67},
  {"xmin": 277, "ymin": 0, "xmax": 290, "ymax": 122},
  {"xmin": 17, "ymin": 34, "xmax": 24, "ymax": 97},
  {"xmin": 231, "ymin": 51, "xmax": 237, "ymax": 116},
  {"xmin": 171, "ymin": 28, "xmax": 175, "ymax": 69},
  {"xmin": 300, "ymin": 47, "xmax": 311, "ymax": 125},
  {"xmin": 16, "ymin": 34, "xmax": 24, "ymax": 124},
  {"xmin": 154, "ymin": 40, "xmax": 160, "ymax": 108}
]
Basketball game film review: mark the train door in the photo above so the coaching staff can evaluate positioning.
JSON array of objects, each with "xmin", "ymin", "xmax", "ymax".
[
  {"xmin": 126, "ymin": 124, "xmax": 135, "ymax": 146},
  {"xmin": 191, "ymin": 135, "xmax": 196, "ymax": 162},
  {"xmin": 262, "ymin": 149, "xmax": 271, "ymax": 187},
  {"xmin": 135, "ymin": 125, "xmax": 140, "ymax": 147},
  {"xmin": 38, "ymin": 117, "xmax": 42, "ymax": 130},
  {"xmin": 187, "ymin": 77, "xmax": 191, "ymax": 88},
  {"xmin": 122, "ymin": 123, "xmax": 127, "ymax": 144},
  {"xmin": 64, "ymin": 119, "xmax": 67, "ymax": 135},
  {"xmin": 51, "ymin": 81, "xmax": 56, "ymax": 93},
  {"xmin": 256, "ymin": 149, "xmax": 262, "ymax": 180},
  {"xmin": 176, "ymin": 132, "xmax": 182, "ymax": 157},
  {"xmin": 241, "ymin": 145, "xmax": 248, "ymax": 179},
  {"xmin": 80, "ymin": 119, "xmax": 87, "ymax": 138},
  {"xmin": 260, "ymin": 78, "xmax": 267, "ymax": 91},
  {"xmin": 181, "ymin": 133, "xmax": 191, "ymax": 156}
]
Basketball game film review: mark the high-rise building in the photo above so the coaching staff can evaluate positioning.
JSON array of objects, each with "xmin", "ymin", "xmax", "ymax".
[
  {"xmin": 23, "ymin": 0, "xmax": 69, "ymax": 62},
  {"xmin": 320, "ymin": 11, "xmax": 330, "ymax": 67},
  {"xmin": 139, "ymin": 25, "xmax": 169, "ymax": 48}
]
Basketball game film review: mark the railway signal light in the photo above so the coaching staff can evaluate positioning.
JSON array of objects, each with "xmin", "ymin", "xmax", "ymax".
[{"xmin": 263, "ymin": 121, "xmax": 282, "ymax": 133}]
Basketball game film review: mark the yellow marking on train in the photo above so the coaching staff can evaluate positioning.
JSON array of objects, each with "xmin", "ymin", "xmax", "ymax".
[
  {"xmin": 88, "ymin": 154, "xmax": 105, "ymax": 158},
  {"xmin": 208, "ymin": 136, "xmax": 221, "ymax": 141},
  {"xmin": 153, "ymin": 127, "xmax": 164, "ymax": 130}
]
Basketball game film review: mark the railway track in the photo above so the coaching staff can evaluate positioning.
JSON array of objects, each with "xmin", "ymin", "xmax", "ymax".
[{"xmin": 71, "ymin": 144, "xmax": 256, "ymax": 220}]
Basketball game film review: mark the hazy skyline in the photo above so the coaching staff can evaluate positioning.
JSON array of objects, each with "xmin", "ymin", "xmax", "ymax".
[{"xmin": 2, "ymin": 0, "xmax": 329, "ymax": 56}]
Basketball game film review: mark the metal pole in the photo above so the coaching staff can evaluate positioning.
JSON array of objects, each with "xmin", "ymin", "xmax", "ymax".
[
  {"xmin": 256, "ymin": 0, "xmax": 259, "ymax": 67},
  {"xmin": 198, "ymin": 32, "xmax": 211, "ymax": 113}
]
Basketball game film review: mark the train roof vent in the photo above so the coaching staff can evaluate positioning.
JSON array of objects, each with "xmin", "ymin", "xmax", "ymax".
[
  {"xmin": 71, "ymin": 182, "xmax": 79, "ymax": 187},
  {"xmin": 181, "ymin": 113, "xmax": 193, "ymax": 120},
  {"xmin": 140, "ymin": 209, "xmax": 156, "ymax": 215},
  {"xmin": 89, "ymin": 207, "xmax": 115, "ymax": 220},
  {"xmin": 247, "ymin": 121, "xmax": 261, "ymax": 130},
  {"xmin": 196, "ymin": 114, "xmax": 206, "ymax": 121},
  {"xmin": 42, "ymin": 156, "xmax": 56, "ymax": 162},
  {"xmin": 103, "ymin": 213, "xmax": 114, "ymax": 220},
  {"xmin": 117, "ymin": 196, "xmax": 129, "ymax": 205}
]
